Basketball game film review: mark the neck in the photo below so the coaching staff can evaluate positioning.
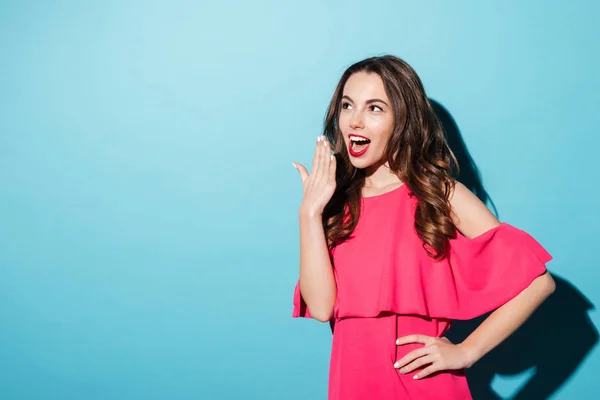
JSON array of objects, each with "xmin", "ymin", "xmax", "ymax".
[{"xmin": 363, "ymin": 161, "xmax": 402, "ymax": 188}]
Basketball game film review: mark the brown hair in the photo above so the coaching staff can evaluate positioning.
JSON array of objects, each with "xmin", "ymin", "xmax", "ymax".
[{"xmin": 323, "ymin": 55, "xmax": 460, "ymax": 261}]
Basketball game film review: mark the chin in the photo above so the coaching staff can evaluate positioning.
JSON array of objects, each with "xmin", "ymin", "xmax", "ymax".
[{"xmin": 349, "ymin": 157, "xmax": 376, "ymax": 170}]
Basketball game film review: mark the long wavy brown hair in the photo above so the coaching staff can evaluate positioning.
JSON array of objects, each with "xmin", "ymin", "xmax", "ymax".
[{"xmin": 323, "ymin": 55, "xmax": 460, "ymax": 261}]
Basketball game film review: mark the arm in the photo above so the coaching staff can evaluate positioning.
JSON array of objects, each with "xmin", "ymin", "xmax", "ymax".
[
  {"xmin": 293, "ymin": 136, "xmax": 338, "ymax": 323},
  {"xmin": 448, "ymin": 181, "xmax": 556, "ymax": 366},
  {"xmin": 297, "ymin": 207, "xmax": 337, "ymax": 322}
]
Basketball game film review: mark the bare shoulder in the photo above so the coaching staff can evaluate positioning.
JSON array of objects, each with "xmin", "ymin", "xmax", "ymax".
[{"xmin": 448, "ymin": 180, "xmax": 501, "ymax": 239}]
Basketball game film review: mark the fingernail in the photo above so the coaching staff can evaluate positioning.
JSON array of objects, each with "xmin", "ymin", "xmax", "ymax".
[
  {"xmin": 292, "ymin": 162, "xmax": 297, "ymax": 169},
  {"xmin": 317, "ymin": 136, "xmax": 321, "ymax": 142},
  {"xmin": 396, "ymin": 339, "xmax": 401, "ymax": 345},
  {"xmin": 393, "ymin": 362, "xmax": 400, "ymax": 368},
  {"xmin": 330, "ymin": 154, "xmax": 335, "ymax": 160},
  {"xmin": 413, "ymin": 375, "xmax": 418, "ymax": 380}
]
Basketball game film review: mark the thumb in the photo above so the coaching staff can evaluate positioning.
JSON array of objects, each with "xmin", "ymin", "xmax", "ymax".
[{"xmin": 292, "ymin": 162, "xmax": 309, "ymax": 183}]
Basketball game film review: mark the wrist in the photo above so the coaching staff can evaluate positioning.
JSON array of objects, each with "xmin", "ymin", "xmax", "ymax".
[
  {"xmin": 457, "ymin": 341, "xmax": 481, "ymax": 368},
  {"xmin": 299, "ymin": 204, "xmax": 323, "ymax": 219}
]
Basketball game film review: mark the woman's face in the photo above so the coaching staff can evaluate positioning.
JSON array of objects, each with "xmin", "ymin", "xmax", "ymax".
[{"xmin": 338, "ymin": 71, "xmax": 395, "ymax": 170}]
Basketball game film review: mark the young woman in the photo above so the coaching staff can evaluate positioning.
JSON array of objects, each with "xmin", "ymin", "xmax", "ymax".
[{"xmin": 291, "ymin": 55, "xmax": 556, "ymax": 399}]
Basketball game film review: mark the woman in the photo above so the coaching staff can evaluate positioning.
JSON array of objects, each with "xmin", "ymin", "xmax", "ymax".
[{"xmin": 291, "ymin": 55, "xmax": 556, "ymax": 399}]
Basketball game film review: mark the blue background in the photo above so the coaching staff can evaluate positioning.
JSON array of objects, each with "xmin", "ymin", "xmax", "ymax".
[{"xmin": 1, "ymin": 1, "xmax": 598, "ymax": 398}]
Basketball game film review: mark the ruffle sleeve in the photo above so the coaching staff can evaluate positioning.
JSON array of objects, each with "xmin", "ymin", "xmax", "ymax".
[
  {"xmin": 292, "ymin": 278, "xmax": 313, "ymax": 318},
  {"xmin": 429, "ymin": 222, "xmax": 552, "ymax": 319}
]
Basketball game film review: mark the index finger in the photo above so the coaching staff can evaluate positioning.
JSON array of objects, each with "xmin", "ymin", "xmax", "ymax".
[{"xmin": 396, "ymin": 335, "xmax": 431, "ymax": 346}]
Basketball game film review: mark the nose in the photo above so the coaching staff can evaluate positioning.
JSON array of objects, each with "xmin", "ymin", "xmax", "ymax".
[{"xmin": 349, "ymin": 109, "xmax": 365, "ymax": 130}]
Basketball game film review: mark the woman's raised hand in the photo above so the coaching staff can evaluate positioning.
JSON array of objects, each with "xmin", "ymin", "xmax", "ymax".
[{"xmin": 293, "ymin": 135, "xmax": 337, "ymax": 217}]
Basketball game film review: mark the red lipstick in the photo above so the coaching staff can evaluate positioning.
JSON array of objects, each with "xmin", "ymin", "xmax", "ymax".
[{"xmin": 348, "ymin": 134, "xmax": 371, "ymax": 157}]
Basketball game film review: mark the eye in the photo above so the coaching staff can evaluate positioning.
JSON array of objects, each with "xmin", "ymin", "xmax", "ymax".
[
  {"xmin": 370, "ymin": 105, "xmax": 383, "ymax": 112},
  {"xmin": 341, "ymin": 101, "xmax": 352, "ymax": 109}
]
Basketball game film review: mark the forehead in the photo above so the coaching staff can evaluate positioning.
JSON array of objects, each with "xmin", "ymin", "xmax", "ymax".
[{"xmin": 342, "ymin": 71, "xmax": 388, "ymax": 100}]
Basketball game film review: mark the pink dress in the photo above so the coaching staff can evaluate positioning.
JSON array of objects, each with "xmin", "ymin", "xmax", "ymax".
[{"xmin": 292, "ymin": 183, "xmax": 552, "ymax": 399}]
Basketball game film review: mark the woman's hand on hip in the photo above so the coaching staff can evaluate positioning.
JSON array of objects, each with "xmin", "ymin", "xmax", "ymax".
[{"xmin": 393, "ymin": 335, "xmax": 477, "ymax": 380}]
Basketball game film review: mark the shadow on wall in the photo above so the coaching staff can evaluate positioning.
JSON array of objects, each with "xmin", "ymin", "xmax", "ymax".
[
  {"xmin": 431, "ymin": 99, "xmax": 599, "ymax": 400},
  {"xmin": 430, "ymin": 100, "xmax": 498, "ymax": 218}
]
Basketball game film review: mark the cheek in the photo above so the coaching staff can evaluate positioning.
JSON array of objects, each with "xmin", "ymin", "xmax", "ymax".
[
  {"xmin": 370, "ymin": 121, "xmax": 393, "ymax": 146},
  {"xmin": 338, "ymin": 113, "xmax": 350, "ymax": 128}
]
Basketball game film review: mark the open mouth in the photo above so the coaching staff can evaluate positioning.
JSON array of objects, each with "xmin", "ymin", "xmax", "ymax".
[{"xmin": 349, "ymin": 135, "xmax": 371, "ymax": 157}]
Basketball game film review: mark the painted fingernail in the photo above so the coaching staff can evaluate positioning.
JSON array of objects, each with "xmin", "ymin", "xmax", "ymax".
[
  {"xmin": 413, "ymin": 375, "xmax": 419, "ymax": 380},
  {"xmin": 317, "ymin": 136, "xmax": 321, "ymax": 142},
  {"xmin": 330, "ymin": 154, "xmax": 335, "ymax": 160},
  {"xmin": 394, "ymin": 362, "xmax": 400, "ymax": 368},
  {"xmin": 396, "ymin": 339, "xmax": 401, "ymax": 345}
]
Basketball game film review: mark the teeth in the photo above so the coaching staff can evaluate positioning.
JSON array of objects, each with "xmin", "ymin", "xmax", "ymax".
[{"xmin": 350, "ymin": 137, "xmax": 370, "ymax": 143}]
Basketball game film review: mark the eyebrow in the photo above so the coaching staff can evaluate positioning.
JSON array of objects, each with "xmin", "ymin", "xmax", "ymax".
[{"xmin": 342, "ymin": 95, "xmax": 389, "ymax": 107}]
